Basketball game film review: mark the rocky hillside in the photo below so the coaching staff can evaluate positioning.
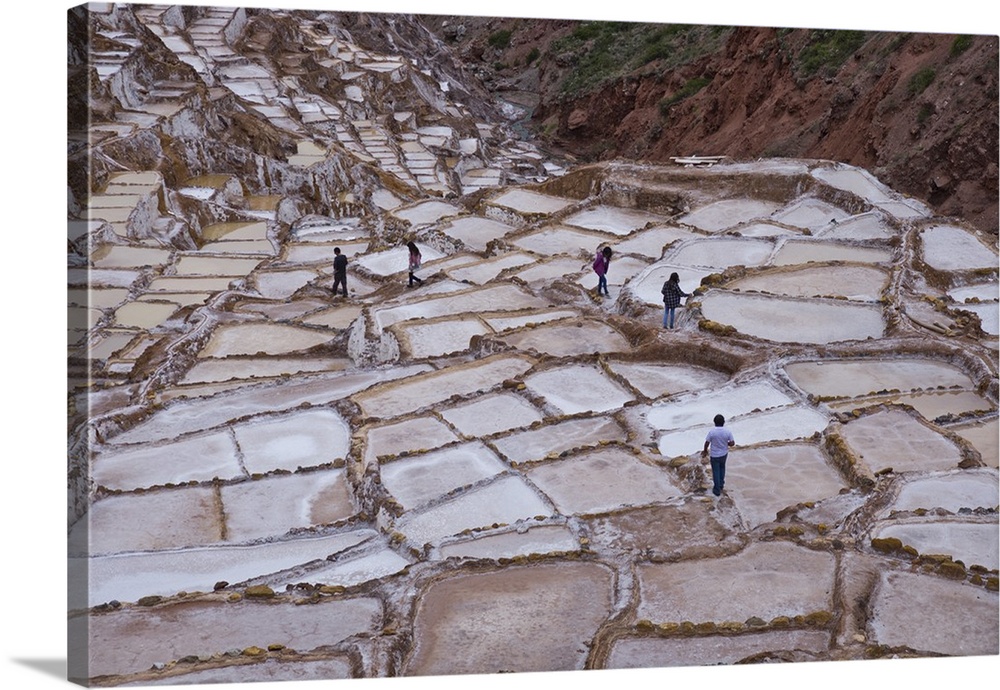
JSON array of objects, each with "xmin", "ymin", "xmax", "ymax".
[{"xmin": 409, "ymin": 16, "xmax": 998, "ymax": 235}]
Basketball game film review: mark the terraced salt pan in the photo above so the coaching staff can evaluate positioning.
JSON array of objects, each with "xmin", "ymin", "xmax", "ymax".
[
  {"xmin": 829, "ymin": 390, "xmax": 995, "ymax": 421},
  {"xmin": 372, "ymin": 284, "xmax": 549, "ymax": 330},
  {"xmin": 511, "ymin": 226, "xmax": 614, "ymax": 256},
  {"xmin": 888, "ymin": 470, "xmax": 999, "ymax": 513},
  {"xmin": 406, "ymin": 562, "xmax": 611, "ymax": 675},
  {"xmin": 637, "ymin": 541, "xmax": 835, "ymax": 623},
  {"xmin": 920, "ymin": 224, "xmax": 998, "ymax": 271},
  {"xmin": 771, "ymin": 240, "xmax": 893, "ymax": 266},
  {"xmin": 173, "ymin": 255, "xmax": 264, "ymax": 276},
  {"xmin": 815, "ymin": 213, "xmax": 895, "ymax": 241},
  {"xmin": 198, "ymin": 323, "xmax": 334, "ymax": 357},
  {"xmin": 868, "ymin": 570, "xmax": 999, "ymax": 656},
  {"xmin": 657, "ymin": 407, "xmax": 830, "ymax": 459},
  {"xmin": 527, "ymin": 447, "xmax": 682, "ymax": 515},
  {"xmin": 954, "ymin": 301, "xmax": 1000, "ymax": 335},
  {"xmin": 724, "ymin": 444, "xmax": 848, "ymax": 528},
  {"xmin": 647, "ymin": 379, "xmax": 796, "ymax": 431},
  {"xmin": 733, "ymin": 222, "xmax": 802, "ymax": 238},
  {"xmin": 492, "ymin": 416, "xmax": 628, "ymax": 465},
  {"xmin": 145, "ymin": 276, "xmax": 235, "ymax": 294},
  {"xmin": 948, "ymin": 282, "xmax": 999, "ymax": 303},
  {"xmin": 513, "ymin": 257, "xmax": 587, "ymax": 284},
  {"xmin": 282, "ymin": 242, "xmax": 367, "ymax": 264},
  {"xmin": 353, "ymin": 354, "xmax": 534, "ymax": 419},
  {"xmin": 392, "ymin": 200, "xmax": 460, "ymax": 225},
  {"xmin": 838, "ymin": 409, "xmax": 964, "ymax": 474},
  {"xmin": 91, "ymin": 245, "xmax": 173, "ymax": 268},
  {"xmin": 700, "ymin": 291, "xmax": 885, "ymax": 343},
  {"xmin": 608, "ymin": 361, "xmax": 729, "ymax": 399},
  {"xmin": 233, "ymin": 297, "xmax": 331, "ymax": 321},
  {"xmin": 668, "ymin": 237, "xmax": 774, "ymax": 270},
  {"xmin": 232, "ymin": 408, "xmax": 351, "ymax": 473},
  {"xmin": 440, "ymin": 392, "xmax": 544, "ymax": 437},
  {"xmin": 220, "ymin": 470, "xmax": 355, "ymax": 542},
  {"xmin": 180, "ymin": 357, "xmax": 349, "ymax": 386},
  {"xmin": 394, "ymin": 316, "xmax": 492, "ymax": 359},
  {"xmin": 302, "ymin": 547, "xmax": 411, "ymax": 587},
  {"xmin": 73, "ymin": 597, "xmax": 382, "ymax": 678},
  {"xmin": 395, "ymin": 475, "xmax": 554, "ymax": 545},
  {"xmin": 201, "ymin": 222, "xmax": 268, "ymax": 242},
  {"xmin": 524, "ymin": 363, "xmax": 635, "ymax": 415},
  {"xmin": 876, "ymin": 520, "xmax": 999, "ymax": 569},
  {"xmin": 727, "ymin": 264, "xmax": 889, "ymax": 301},
  {"xmin": 952, "ymin": 417, "xmax": 999, "ymax": 468},
  {"xmin": 490, "ymin": 188, "xmax": 575, "ymax": 215},
  {"xmin": 113, "ymin": 658, "xmax": 352, "ymax": 685},
  {"xmin": 72, "ymin": 531, "xmax": 374, "ymax": 608},
  {"xmin": 92, "ymin": 430, "xmax": 241, "ymax": 491},
  {"xmin": 353, "ymin": 245, "xmax": 447, "ymax": 276},
  {"xmin": 71, "ymin": 267, "xmax": 141, "ymax": 289},
  {"xmin": 298, "ymin": 305, "xmax": 364, "ymax": 329},
  {"xmin": 607, "ymin": 629, "xmax": 832, "ymax": 668},
  {"xmin": 363, "ymin": 417, "xmax": 459, "ymax": 464},
  {"xmin": 481, "ymin": 309, "xmax": 577, "ymax": 332},
  {"xmin": 563, "ymin": 205, "xmax": 670, "ymax": 236},
  {"xmin": 112, "ymin": 300, "xmax": 180, "ymax": 329},
  {"xmin": 812, "ymin": 165, "xmax": 894, "ymax": 203},
  {"xmin": 500, "ymin": 320, "xmax": 631, "ymax": 357},
  {"xmin": 252, "ymin": 268, "xmax": 320, "ymax": 299},
  {"xmin": 439, "ymin": 216, "xmax": 518, "ymax": 251},
  {"xmin": 612, "ymin": 225, "xmax": 698, "ymax": 258},
  {"xmin": 445, "ymin": 252, "xmax": 535, "ymax": 284},
  {"xmin": 437, "ymin": 524, "xmax": 579, "ymax": 560},
  {"xmin": 784, "ymin": 357, "xmax": 975, "ymax": 399},
  {"xmin": 678, "ymin": 199, "xmax": 782, "ymax": 232},
  {"xmin": 70, "ymin": 487, "xmax": 223, "ymax": 556},
  {"xmin": 380, "ymin": 442, "xmax": 509, "ymax": 510},
  {"xmin": 771, "ymin": 197, "xmax": 851, "ymax": 230},
  {"xmin": 116, "ymin": 366, "xmax": 430, "ymax": 444}
]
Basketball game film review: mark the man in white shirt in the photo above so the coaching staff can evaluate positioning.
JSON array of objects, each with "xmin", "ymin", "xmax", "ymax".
[{"xmin": 701, "ymin": 414, "xmax": 735, "ymax": 497}]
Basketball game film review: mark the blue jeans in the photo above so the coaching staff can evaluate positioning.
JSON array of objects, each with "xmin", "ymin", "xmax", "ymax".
[
  {"xmin": 598, "ymin": 274, "xmax": 608, "ymax": 294},
  {"xmin": 710, "ymin": 454, "xmax": 727, "ymax": 495},
  {"xmin": 663, "ymin": 306, "xmax": 677, "ymax": 328}
]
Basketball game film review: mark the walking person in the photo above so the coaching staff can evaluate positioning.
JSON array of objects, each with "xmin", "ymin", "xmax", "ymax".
[
  {"xmin": 701, "ymin": 414, "xmax": 735, "ymax": 497},
  {"xmin": 593, "ymin": 245, "xmax": 612, "ymax": 296},
  {"xmin": 332, "ymin": 247, "xmax": 348, "ymax": 297},
  {"xmin": 660, "ymin": 271, "xmax": 690, "ymax": 329},
  {"xmin": 407, "ymin": 241, "xmax": 424, "ymax": 287}
]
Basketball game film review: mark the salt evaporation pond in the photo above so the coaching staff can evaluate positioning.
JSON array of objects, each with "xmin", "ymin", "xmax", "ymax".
[
  {"xmin": 437, "ymin": 524, "xmax": 580, "ymax": 561},
  {"xmin": 678, "ymin": 199, "xmax": 782, "ymax": 232},
  {"xmin": 489, "ymin": 188, "xmax": 575, "ymax": 215},
  {"xmin": 439, "ymin": 215, "xmax": 518, "ymax": 251},
  {"xmin": 198, "ymin": 322, "xmax": 335, "ymax": 357},
  {"xmin": 499, "ymin": 320, "xmax": 632, "ymax": 357},
  {"xmin": 439, "ymin": 392, "xmax": 545, "ymax": 437},
  {"xmin": 657, "ymin": 406, "xmax": 830, "ymax": 458},
  {"xmin": 668, "ymin": 237, "xmax": 775, "ymax": 269},
  {"xmin": 524, "ymin": 363, "xmax": 635, "ymax": 415},
  {"xmin": 920, "ymin": 224, "xmax": 999, "ymax": 271},
  {"xmin": 700, "ymin": 291, "xmax": 885, "ymax": 343},
  {"xmin": 613, "ymin": 225, "xmax": 698, "ymax": 258},
  {"xmin": 784, "ymin": 357, "xmax": 975, "ymax": 398},
  {"xmin": 727, "ymin": 264, "xmax": 889, "ymax": 300},
  {"xmin": 395, "ymin": 316, "xmax": 492, "ymax": 359},
  {"xmin": 837, "ymin": 409, "xmax": 965, "ymax": 473},
  {"xmin": 379, "ymin": 442, "xmax": 509, "ymax": 510},
  {"xmin": 771, "ymin": 240, "xmax": 893, "ymax": 266},
  {"xmin": 564, "ymin": 205, "xmax": 670, "ymax": 235},
  {"xmin": 512, "ymin": 226, "xmax": 614, "ymax": 256}
]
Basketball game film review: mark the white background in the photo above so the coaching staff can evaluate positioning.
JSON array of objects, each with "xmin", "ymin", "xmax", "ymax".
[{"xmin": 3, "ymin": 1, "xmax": 997, "ymax": 689}]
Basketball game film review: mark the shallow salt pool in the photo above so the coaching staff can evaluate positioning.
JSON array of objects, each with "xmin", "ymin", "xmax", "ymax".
[
  {"xmin": 563, "ymin": 205, "xmax": 670, "ymax": 236},
  {"xmin": 524, "ymin": 363, "xmax": 635, "ymax": 415},
  {"xmin": 700, "ymin": 291, "xmax": 885, "ymax": 343},
  {"xmin": 920, "ymin": 224, "xmax": 998, "ymax": 271},
  {"xmin": 198, "ymin": 322, "xmax": 336, "ymax": 357},
  {"xmin": 678, "ymin": 199, "xmax": 782, "ymax": 232},
  {"xmin": 727, "ymin": 264, "xmax": 889, "ymax": 301}
]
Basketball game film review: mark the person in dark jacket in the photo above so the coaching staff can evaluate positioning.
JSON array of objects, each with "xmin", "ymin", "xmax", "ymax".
[
  {"xmin": 407, "ymin": 241, "xmax": 424, "ymax": 287},
  {"xmin": 332, "ymin": 247, "xmax": 348, "ymax": 297},
  {"xmin": 660, "ymin": 272, "xmax": 689, "ymax": 329}
]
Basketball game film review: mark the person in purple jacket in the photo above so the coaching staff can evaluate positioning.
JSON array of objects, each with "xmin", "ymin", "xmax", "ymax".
[
  {"xmin": 593, "ymin": 245, "xmax": 612, "ymax": 296},
  {"xmin": 701, "ymin": 414, "xmax": 735, "ymax": 497}
]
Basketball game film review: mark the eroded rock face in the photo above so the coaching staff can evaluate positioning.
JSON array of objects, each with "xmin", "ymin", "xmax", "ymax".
[{"xmin": 68, "ymin": 4, "xmax": 998, "ymax": 686}]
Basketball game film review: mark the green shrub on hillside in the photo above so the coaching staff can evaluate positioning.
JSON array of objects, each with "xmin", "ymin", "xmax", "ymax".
[
  {"xmin": 908, "ymin": 67, "xmax": 936, "ymax": 95},
  {"xmin": 950, "ymin": 35, "xmax": 973, "ymax": 57},
  {"xmin": 797, "ymin": 29, "xmax": 868, "ymax": 78},
  {"xmin": 488, "ymin": 29, "xmax": 512, "ymax": 49}
]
